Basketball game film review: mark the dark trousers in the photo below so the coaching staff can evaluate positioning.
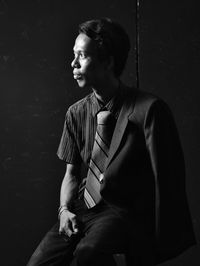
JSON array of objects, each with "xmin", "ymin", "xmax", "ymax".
[{"xmin": 27, "ymin": 200, "xmax": 131, "ymax": 266}]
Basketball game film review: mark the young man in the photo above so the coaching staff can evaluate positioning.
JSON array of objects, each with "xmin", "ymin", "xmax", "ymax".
[{"xmin": 27, "ymin": 18, "xmax": 196, "ymax": 266}]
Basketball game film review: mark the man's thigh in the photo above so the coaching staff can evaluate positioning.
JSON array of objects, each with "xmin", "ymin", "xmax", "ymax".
[
  {"xmin": 76, "ymin": 204, "xmax": 130, "ymax": 254},
  {"xmin": 27, "ymin": 222, "xmax": 81, "ymax": 266}
]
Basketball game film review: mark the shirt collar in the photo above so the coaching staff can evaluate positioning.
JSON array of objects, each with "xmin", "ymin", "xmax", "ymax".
[
  {"xmin": 91, "ymin": 83, "xmax": 123, "ymax": 119},
  {"xmin": 90, "ymin": 92, "xmax": 102, "ymax": 117}
]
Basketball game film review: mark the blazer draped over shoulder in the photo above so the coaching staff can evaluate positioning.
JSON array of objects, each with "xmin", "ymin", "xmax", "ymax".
[{"xmin": 100, "ymin": 86, "xmax": 196, "ymax": 263}]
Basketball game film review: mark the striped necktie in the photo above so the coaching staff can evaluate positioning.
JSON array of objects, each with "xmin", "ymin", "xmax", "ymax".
[{"xmin": 84, "ymin": 110, "xmax": 115, "ymax": 208}]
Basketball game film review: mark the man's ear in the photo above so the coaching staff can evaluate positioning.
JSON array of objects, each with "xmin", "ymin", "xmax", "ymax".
[{"xmin": 106, "ymin": 56, "xmax": 115, "ymax": 73}]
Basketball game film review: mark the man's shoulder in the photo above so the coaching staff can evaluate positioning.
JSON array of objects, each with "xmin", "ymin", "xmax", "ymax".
[
  {"xmin": 134, "ymin": 89, "xmax": 162, "ymax": 110},
  {"xmin": 123, "ymin": 85, "xmax": 170, "ymax": 124},
  {"xmin": 122, "ymin": 85, "xmax": 162, "ymax": 108},
  {"xmin": 67, "ymin": 93, "xmax": 94, "ymax": 114}
]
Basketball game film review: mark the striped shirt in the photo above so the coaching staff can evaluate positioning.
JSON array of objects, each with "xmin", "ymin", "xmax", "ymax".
[{"xmin": 57, "ymin": 89, "xmax": 123, "ymax": 167}]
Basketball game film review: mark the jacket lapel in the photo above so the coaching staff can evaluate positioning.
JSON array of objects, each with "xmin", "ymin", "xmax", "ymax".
[{"xmin": 106, "ymin": 91, "xmax": 137, "ymax": 168}]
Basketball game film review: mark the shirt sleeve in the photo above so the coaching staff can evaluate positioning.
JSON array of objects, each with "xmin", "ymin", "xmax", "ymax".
[{"xmin": 57, "ymin": 108, "xmax": 82, "ymax": 164}]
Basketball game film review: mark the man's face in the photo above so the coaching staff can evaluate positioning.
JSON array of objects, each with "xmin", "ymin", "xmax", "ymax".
[{"xmin": 71, "ymin": 33, "xmax": 108, "ymax": 89}]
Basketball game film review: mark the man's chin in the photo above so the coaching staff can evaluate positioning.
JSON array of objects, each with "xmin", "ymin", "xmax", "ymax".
[
  {"xmin": 76, "ymin": 79, "xmax": 84, "ymax": 86},
  {"xmin": 76, "ymin": 80, "xmax": 90, "ymax": 89}
]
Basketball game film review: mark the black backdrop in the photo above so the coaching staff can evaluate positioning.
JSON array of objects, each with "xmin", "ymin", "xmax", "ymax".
[{"xmin": 0, "ymin": 1, "xmax": 199, "ymax": 265}]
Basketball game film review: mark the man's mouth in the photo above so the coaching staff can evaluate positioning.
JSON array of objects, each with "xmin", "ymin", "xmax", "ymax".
[{"xmin": 73, "ymin": 74, "xmax": 82, "ymax": 80}]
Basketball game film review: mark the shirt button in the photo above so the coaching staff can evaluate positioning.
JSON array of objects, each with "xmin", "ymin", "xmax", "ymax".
[{"xmin": 99, "ymin": 173, "xmax": 104, "ymax": 184}]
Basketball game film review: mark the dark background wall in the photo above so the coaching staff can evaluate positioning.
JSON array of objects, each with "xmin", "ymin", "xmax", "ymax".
[
  {"xmin": 0, "ymin": 1, "xmax": 136, "ymax": 265},
  {"xmin": 0, "ymin": 0, "xmax": 199, "ymax": 265}
]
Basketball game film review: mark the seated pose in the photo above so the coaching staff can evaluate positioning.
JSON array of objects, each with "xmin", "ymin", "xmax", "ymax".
[{"xmin": 27, "ymin": 18, "xmax": 196, "ymax": 266}]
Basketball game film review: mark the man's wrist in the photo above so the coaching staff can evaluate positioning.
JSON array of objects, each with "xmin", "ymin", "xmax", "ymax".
[{"xmin": 58, "ymin": 205, "xmax": 70, "ymax": 219}]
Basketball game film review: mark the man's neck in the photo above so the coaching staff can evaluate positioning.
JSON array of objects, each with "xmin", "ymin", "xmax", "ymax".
[{"xmin": 92, "ymin": 78, "xmax": 120, "ymax": 104}]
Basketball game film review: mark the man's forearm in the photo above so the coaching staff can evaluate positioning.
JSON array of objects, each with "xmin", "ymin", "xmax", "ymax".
[
  {"xmin": 60, "ymin": 164, "xmax": 80, "ymax": 210},
  {"xmin": 58, "ymin": 164, "xmax": 80, "ymax": 234}
]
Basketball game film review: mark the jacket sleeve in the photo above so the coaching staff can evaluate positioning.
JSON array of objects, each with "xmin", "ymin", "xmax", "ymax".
[{"xmin": 143, "ymin": 99, "xmax": 193, "ymax": 260}]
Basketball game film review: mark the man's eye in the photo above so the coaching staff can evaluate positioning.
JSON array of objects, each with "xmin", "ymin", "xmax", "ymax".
[{"xmin": 79, "ymin": 53, "xmax": 86, "ymax": 59}]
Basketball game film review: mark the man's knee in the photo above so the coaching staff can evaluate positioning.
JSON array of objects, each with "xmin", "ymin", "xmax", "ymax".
[
  {"xmin": 73, "ymin": 243, "xmax": 116, "ymax": 266},
  {"xmin": 74, "ymin": 242, "xmax": 97, "ymax": 265}
]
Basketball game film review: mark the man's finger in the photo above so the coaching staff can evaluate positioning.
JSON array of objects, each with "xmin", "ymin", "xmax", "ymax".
[
  {"xmin": 59, "ymin": 226, "xmax": 64, "ymax": 235},
  {"xmin": 71, "ymin": 217, "xmax": 79, "ymax": 233},
  {"xmin": 64, "ymin": 221, "xmax": 73, "ymax": 237}
]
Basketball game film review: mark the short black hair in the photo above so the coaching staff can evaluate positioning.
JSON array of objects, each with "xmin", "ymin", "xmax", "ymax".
[{"xmin": 79, "ymin": 18, "xmax": 131, "ymax": 77}]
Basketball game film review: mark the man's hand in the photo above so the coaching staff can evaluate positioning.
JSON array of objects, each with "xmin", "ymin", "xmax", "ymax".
[{"xmin": 59, "ymin": 210, "xmax": 79, "ymax": 237}]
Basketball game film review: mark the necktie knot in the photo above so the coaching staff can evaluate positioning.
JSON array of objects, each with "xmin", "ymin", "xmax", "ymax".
[{"xmin": 97, "ymin": 110, "xmax": 113, "ymax": 125}]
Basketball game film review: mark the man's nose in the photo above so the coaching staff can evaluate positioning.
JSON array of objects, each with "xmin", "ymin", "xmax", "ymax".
[{"xmin": 71, "ymin": 57, "xmax": 80, "ymax": 68}]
